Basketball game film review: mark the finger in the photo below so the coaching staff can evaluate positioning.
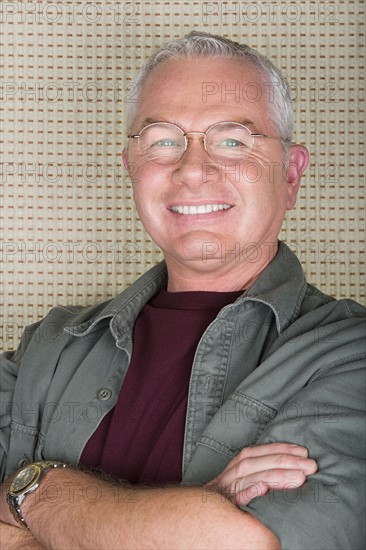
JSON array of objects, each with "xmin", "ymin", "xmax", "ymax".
[
  {"xmin": 221, "ymin": 442, "xmax": 312, "ymax": 477},
  {"xmin": 224, "ymin": 468, "xmax": 308, "ymax": 506},
  {"xmin": 235, "ymin": 443, "xmax": 309, "ymax": 462},
  {"xmin": 212, "ymin": 443, "xmax": 308, "ymax": 479},
  {"xmin": 214, "ymin": 453, "xmax": 317, "ymax": 487}
]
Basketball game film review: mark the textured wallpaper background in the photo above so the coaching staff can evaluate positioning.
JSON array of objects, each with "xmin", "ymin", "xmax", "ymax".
[{"xmin": 1, "ymin": 0, "xmax": 365, "ymax": 352}]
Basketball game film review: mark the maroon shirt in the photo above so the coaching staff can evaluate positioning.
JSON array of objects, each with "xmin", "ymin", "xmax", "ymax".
[{"xmin": 80, "ymin": 289, "xmax": 242, "ymax": 484}]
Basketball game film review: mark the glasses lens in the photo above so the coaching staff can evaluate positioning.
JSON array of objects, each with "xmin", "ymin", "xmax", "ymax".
[
  {"xmin": 138, "ymin": 123, "xmax": 185, "ymax": 165},
  {"xmin": 206, "ymin": 123, "xmax": 253, "ymax": 162}
]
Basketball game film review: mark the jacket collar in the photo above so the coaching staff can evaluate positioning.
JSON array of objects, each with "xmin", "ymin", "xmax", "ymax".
[
  {"xmin": 242, "ymin": 241, "xmax": 307, "ymax": 333},
  {"xmin": 64, "ymin": 261, "xmax": 168, "ymax": 340},
  {"xmin": 64, "ymin": 241, "xmax": 307, "ymax": 340}
]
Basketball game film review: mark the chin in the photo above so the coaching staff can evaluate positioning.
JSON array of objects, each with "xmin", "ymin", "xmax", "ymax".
[{"xmin": 163, "ymin": 241, "xmax": 226, "ymax": 266}]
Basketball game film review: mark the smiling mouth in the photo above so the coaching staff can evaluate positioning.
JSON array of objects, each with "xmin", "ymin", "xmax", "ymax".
[{"xmin": 170, "ymin": 204, "xmax": 232, "ymax": 215}]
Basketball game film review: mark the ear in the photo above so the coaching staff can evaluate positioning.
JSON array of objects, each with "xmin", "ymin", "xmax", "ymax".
[
  {"xmin": 122, "ymin": 147, "xmax": 129, "ymax": 171},
  {"xmin": 285, "ymin": 144, "xmax": 310, "ymax": 209},
  {"xmin": 122, "ymin": 146, "xmax": 140, "ymax": 187}
]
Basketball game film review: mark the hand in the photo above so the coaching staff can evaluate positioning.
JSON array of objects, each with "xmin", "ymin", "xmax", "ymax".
[{"xmin": 206, "ymin": 442, "xmax": 317, "ymax": 506}]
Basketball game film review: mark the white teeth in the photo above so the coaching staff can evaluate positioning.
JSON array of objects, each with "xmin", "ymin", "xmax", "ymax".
[{"xmin": 171, "ymin": 204, "xmax": 231, "ymax": 215}]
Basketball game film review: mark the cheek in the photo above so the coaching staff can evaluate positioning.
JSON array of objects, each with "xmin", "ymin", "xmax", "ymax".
[
  {"xmin": 132, "ymin": 165, "xmax": 158, "ymax": 206},
  {"xmin": 240, "ymin": 163, "xmax": 265, "ymax": 186},
  {"xmin": 132, "ymin": 172, "xmax": 169, "ymax": 229},
  {"xmin": 133, "ymin": 163, "xmax": 179, "ymax": 216},
  {"xmin": 242, "ymin": 151, "xmax": 286, "ymax": 185},
  {"xmin": 234, "ymin": 158, "xmax": 288, "ymax": 219}
]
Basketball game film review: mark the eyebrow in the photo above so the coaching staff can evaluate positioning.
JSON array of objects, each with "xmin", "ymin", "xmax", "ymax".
[
  {"xmin": 138, "ymin": 117, "xmax": 260, "ymax": 133},
  {"xmin": 140, "ymin": 117, "xmax": 161, "ymax": 128},
  {"xmin": 236, "ymin": 120, "xmax": 262, "ymax": 134},
  {"xmin": 237, "ymin": 119, "xmax": 257, "ymax": 129}
]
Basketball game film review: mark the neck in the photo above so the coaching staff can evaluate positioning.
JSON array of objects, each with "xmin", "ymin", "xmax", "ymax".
[{"xmin": 165, "ymin": 243, "xmax": 278, "ymax": 292}]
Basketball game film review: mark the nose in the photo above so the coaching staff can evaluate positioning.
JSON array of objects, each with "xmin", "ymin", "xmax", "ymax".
[{"xmin": 171, "ymin": 135, "xmax": 218, "ymax": 189}]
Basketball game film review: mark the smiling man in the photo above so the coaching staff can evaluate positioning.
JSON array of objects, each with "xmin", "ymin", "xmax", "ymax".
[
  {"xmin": 1, "ymin": 32, "xmax": 365, "ymax": 550},
  {"xmin": 125, "ymin": 55, "xmax": 307, "ymax": 291}
]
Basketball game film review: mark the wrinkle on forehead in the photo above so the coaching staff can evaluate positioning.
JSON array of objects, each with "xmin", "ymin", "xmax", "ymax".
[
  {"xmin": 138, "ymin": 117, "xmax": 261, "ymax": 134},
  {"xmin": 135, "ymin": 57, "xmax": 278, "ymax": 136}
]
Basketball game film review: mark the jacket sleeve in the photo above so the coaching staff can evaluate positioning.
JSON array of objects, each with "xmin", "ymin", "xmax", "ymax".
[
  {"xmin": 241, "ymin": 354, "xmax": 365, "ymax": 550},
  {"xmin": 0, "ymin": 320, "xmax": 43, "ymax": 481},
  {"xmin": 0, "ymin": 304, "xmax": 88, "ymax": 482}
]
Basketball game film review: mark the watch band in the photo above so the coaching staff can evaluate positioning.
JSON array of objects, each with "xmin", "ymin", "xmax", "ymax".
[{"xmin": 7, "ymin": 461, "xmax": 67, "ymax": 529}]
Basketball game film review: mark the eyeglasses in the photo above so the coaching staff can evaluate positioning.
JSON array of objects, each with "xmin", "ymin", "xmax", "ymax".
[{"xmin": 128, "ymin": 121, "xmax": 290, "ymax": 165}]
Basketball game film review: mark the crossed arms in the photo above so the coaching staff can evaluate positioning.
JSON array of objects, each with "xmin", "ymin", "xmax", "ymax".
[{"xmin": 0, "ymin": 442, "xmax": 316, "ymax": 549}]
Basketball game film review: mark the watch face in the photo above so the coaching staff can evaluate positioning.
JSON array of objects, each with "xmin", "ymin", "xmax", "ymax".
[{"xmin": 10, "ymin": 464, "xmax": 41, "ymax": 495}]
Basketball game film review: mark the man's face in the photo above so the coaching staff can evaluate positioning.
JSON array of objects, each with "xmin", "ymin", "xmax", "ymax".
[{"xmin": 124, "ymin": 57, "xmax": 308, "ymax": 274}]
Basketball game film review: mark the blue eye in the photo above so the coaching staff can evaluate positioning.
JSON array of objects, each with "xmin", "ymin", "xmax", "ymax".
[
  {"xmin": 221, "ymin": 138, "xmax": 245, "ymax": 147},
  {"xmin": 154, "ymin": 138, "xmax": 179, "ymax": 147}
]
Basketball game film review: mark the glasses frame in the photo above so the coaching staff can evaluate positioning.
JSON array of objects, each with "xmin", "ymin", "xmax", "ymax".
[{"xmin": 127, "ymin": 121, "xmax": 291, "ymax": 165}]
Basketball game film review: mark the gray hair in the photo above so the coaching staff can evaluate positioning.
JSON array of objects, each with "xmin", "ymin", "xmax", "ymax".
[{"xmin": 126, "ymin": 31, "xmax": 294, "ymax": 150}]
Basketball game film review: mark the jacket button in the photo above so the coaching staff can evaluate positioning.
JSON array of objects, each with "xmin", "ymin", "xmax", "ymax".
[{"xmin": 97, "ymin": 388, "xmax": 112, "ymax": 401}]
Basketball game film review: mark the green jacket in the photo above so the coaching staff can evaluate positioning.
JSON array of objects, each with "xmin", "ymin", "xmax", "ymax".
[{"xmin": 1, "ymin": 242, "xmax": 365, "ymax": 549}]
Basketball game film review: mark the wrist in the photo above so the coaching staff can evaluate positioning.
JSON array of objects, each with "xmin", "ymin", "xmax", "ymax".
[
  {"xmin": 6, "ymin": 461, "xmax": 68, "ymax": 530},
  {"xmin": 21, "ymin": 468, "xmax": 126, "ymax": 549},
  {"xmin": 20, "ymin": 467, "xmax": 57, "ymax": 528}
]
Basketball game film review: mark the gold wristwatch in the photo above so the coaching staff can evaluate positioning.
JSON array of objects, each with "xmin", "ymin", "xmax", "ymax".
[{"xmin": 6, "ymin": 461, "xmax": 67, "ymax": 529}]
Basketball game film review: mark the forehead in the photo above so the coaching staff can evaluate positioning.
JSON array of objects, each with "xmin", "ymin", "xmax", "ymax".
[{"xmin": 135, "ymin": 57, "xmax": 274, "ymax": 131}]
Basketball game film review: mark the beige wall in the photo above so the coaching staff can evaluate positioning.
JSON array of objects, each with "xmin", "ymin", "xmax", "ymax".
[{"xmin": 1, "ymin": 0, "xmax": 365, "ymax": 352}]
